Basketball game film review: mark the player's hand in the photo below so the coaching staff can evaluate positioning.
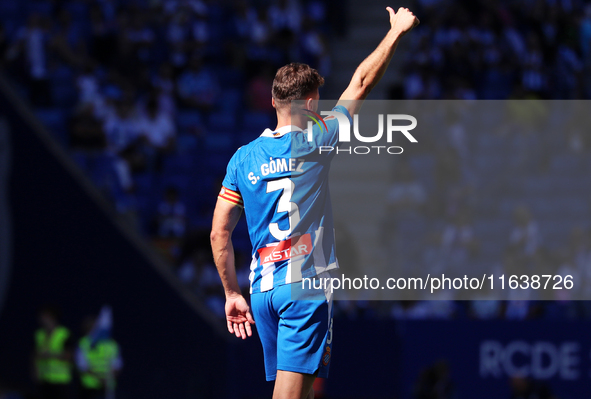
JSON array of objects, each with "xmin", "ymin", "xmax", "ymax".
[
  {"xmin": 225, "ymin": 294, "xmax": 255, "ymax": 339},
  {"xmin": 387, "ymin": 7, "xmax": 419, "ymax": 35}
]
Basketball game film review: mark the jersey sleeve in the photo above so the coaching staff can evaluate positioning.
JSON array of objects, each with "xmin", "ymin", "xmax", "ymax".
[{"xmin": 220, "ymin": 149, "xmax": 244, "ymax": 207}]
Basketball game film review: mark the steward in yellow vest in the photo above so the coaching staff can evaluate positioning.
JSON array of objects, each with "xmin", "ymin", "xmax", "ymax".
[
  {"xmin": 34, "ymin": 306, "xmax": 73, "ymax": 399},
  {"xmin": 76, "ymin": 316, "xmax": 122, "ymax": 399}
]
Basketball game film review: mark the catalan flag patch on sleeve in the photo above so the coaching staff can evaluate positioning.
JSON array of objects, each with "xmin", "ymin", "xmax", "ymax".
[{"xmin": 218, "ymin": 186, "xmax": 244, "ymax": 207}]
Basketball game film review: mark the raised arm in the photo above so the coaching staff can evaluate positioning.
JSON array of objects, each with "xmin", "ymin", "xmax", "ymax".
[
  {"xmin": 211, "ymin": 198, "xmax": 255, "ymax": 339},
  {"xmin": 337, "ymin": 7, "xmax": 419, "ymax": 115}
]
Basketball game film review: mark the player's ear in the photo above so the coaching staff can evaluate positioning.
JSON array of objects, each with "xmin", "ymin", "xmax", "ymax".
[{"xmin": 272, "ymin": 98, "xmax": 276, "ymax": 109}]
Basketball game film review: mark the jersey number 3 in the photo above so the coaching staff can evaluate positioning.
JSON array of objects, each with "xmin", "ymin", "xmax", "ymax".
[{"xmin": 266, "ymin": 178, "xmax": 300, "ymax": 241}]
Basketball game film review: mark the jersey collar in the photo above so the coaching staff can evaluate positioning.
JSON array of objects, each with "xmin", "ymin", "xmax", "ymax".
[{"xmin": 260, "ymin": 125, "xmax": 303, "ymax": 138}]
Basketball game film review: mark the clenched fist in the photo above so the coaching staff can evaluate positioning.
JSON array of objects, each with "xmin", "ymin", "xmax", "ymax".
[{"xmin": 387, "ymin": 6, "xmax": 420, "ymax": 35}]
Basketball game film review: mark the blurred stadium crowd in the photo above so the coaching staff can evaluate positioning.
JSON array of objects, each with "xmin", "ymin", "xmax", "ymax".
[
  {"xmin": 399, "ymin": 0, "xmax": 591, "ymax": 99},
  {"xmin": 0, "ymin": 0, "xmax": 591, "ymax": 324}
]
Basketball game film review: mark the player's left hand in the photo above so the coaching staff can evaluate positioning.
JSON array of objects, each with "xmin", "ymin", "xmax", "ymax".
[{"xmin": 225, "ymin": 294, "xmax": 255, "ymax": 339}]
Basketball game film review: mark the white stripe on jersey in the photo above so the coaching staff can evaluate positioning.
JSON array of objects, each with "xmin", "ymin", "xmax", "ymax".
[
  {"xmin": 312, "ymin": 226, "xmax": 327, "ymax": 274},
  {"xmin": 249, "ymin": 256, "xmax": 258, "ymax": 294},
  {"xmin": 260, "ymin": 264, "xmax": 276, "ymax": 291}
]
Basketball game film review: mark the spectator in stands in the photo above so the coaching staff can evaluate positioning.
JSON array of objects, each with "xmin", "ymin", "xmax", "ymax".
[
  {"xmin": 268, "ymin": 0, "xmax": 302, "ymax": 34},
  {"xmin": 198, "ymin": 261, "xmax": 225, "ymax": 316},
  {"xmin": 509, "ymin": 206, "xmax": 540, "ymax": 258},
  {"xmin": 124, "ymin": 12, "xmax": 156, "ymax": 64},
  {"xmin": 33, "ymin": 305, "xmax": 73, "ymax": 399},
  {"xmin": 157, "ymin": 186, "xmax": 187, "ymax": 238},
  {"xmin": 468, "ymin": 288, "xmax": 503, "ymax": 320},
  {"xmin": 49, "ymin": 9, "xmax": 87, "ymax": 68},
  {"xmin": 176, "ymin": 55, "xmax": 220, "ymax": 111},
  {"xmin": 152, "ymin": 63, "xmax": 177, "ymax": 117},
  {"xmin": 245, "ymin": 8, "xmax": 272, "ymax": 61},
  {"xmin": 138, "ymin": 97, "xmax": 176, "ymax": 156},
  {"xmin": 440, "ymin": 210, "xmax": 478, "ymax": 272},
  {"xmin": 233, "ymin": 0, "xmax": 258, "ymax": 41},
  {"xmin": 300, "ymin": 17, "xmax": 330, "ymax": 75},
  {"xmin": 89, "ymin": 3, "xmax": 117, "ymax": 67},
  {"xmin": 444, "ymin": 185, "xmax": 475, "ymax": 221},
  {"xmin": 104, "ymin": 98, "xmax": 145, "ymax": 170},
  {"xmin": 547, "ymin": 248, "xmax": 580, "ymax": 319},
  {"xmin": 420, "ymin": 231, "xmax": 445, "ymax": 276},
  {"xmin": 165, "ymin": 10, "xmax": 191, "ymax": 69},
  {"xmin": 504, "ymin": 250, "xmax": 540, "ymax": 320},
  {"xmin": 9, "ymin": 13, "xmax": 51, "ymax": 106},
  {"xmin": 69, "ymin": 103, "xmax": 107, "ymax": 151},
  {"xmin": 565, "ymin": 102, "xmax": 591, "ymax": 154},
  {"xmin": 433, "ymin": 147, "xmax": 461, "ymax": 217},
  {"xmin": 177, "ymin": 249, "xmax": 207, "ymax": 291},
  {"xmin": 191, "ymin": 6, "xmax": 210, "ymax": 46},
  {"xmin": 520, "ymin": 33, "xmax": 546, "ymax": 95},
  {"xmin": 581, "ymin": 5, "xmax": 591, "ymax": 63},
  {"xmin": 76, "ymin": 65, "xmax": 102, "ymax": 108}
]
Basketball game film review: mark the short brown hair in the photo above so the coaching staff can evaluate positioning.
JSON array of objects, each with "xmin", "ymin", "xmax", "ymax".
[{"xmin": 272, "ymin": 63, "xmax": 324, "ymax": 106}]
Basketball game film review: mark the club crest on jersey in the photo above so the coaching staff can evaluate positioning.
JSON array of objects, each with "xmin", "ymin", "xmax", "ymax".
[{"xmin": 322, "ymin": 346, "xmax": 331, "ymax": 366}]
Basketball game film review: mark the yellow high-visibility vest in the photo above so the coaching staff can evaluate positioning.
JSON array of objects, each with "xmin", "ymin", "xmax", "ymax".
[
  {"xmin": 35, "ymin": 327, "xmax": 72, "ymax": 384},
  {"xmin": 78, "ymin": 336, "xmax": 119, "ymax": 389}
]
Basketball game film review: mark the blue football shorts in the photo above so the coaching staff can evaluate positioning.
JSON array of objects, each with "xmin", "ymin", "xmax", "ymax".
[{"xmin": 251, "ymin": 271, "xmax": 334, "ymax": 381}]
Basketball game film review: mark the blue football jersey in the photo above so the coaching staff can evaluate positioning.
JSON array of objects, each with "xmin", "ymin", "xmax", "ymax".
[{"xmin": 220, "ymin": 105, "xmax": 352, "ymax": 293}]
